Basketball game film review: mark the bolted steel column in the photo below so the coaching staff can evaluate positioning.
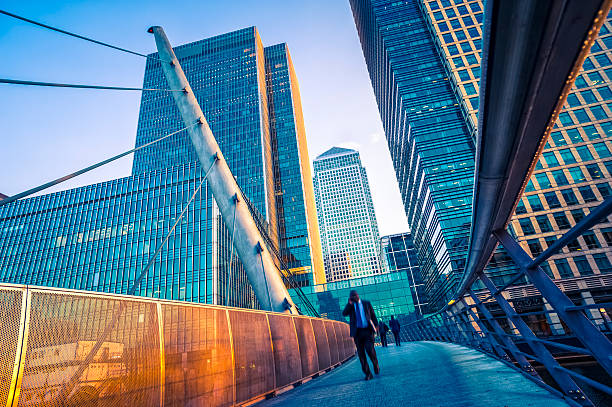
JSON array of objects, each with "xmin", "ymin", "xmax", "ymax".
[
  {"xmin": 461, "ymin": 298, "xmax": 507, "ymax": 360},
  {"xmin": 149, "ymin": 26, "xmax": 296, "ymax": 314}
]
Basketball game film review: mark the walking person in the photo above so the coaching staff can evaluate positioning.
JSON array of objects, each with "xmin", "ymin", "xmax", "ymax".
[
  {"xmin": 342, "ymin": 290, "xmax": 380, "ymax": 380},
  {"xmin": 389, "ymin": 315, "xmax": 401, "ymax": 346},
  {"xmin": 379, "ymin": 321, "xmax": 389, "ymax": 347}
]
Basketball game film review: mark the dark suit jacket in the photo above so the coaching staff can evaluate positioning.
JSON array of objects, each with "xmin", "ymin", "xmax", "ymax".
[{"xmin": 342, "ymin": 300, "xmax": 378, "ymax": 338}]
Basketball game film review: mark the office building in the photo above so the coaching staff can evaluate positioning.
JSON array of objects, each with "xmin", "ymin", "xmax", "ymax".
[
  {"xmin": 350, "ymin": 0, "xmax": 476, "ymax": 311},
  {"xmin": 381, "ymin": 232, "xmax": 428, "ymax": 315},
  {"xmin": 313, "ymin": 147, "xmax": 383, "ymax": 282},
  {"xmin": 0, "ymin": 27, "xmax": 324, "ymax": 308}
]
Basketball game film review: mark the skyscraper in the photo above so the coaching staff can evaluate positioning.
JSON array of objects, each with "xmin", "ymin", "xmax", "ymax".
[
  {"xmin": 350, "ymin": 0, "xmax": 476, "ymax": 310},
  {"xmin": 313, "ymin": 147, "xmax": 383, "ymax": 282},
  {"xmin": 381, "ymin": 232, "xmax": 428, "ymax": 315},
  {"xmin": 0, "ymin": 27, "xmax": 324, "ymax": 307},
  {"xmin": 352, "ymin": 0, "xmax": 612, "ymax": 316}
]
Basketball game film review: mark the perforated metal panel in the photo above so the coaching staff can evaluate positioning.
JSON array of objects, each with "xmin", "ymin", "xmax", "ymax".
[
  {"xmin": 228, "ymin": 310, "xmax": 275, "ymax": 403},
  {"xmin": 162, "ymin": 304, "xmax": 233, "ymax": 406},
  {"xmin": 310, "ymin": 318, "xmax": 331, "ymax": 370},
  {"xmin": 18, "ymin": 292, "xmax": 161, "ymax": 407},
  {"xmin": 267, "ymin": 314, "xmax": 302, "ymax": 387},
  {"xmin": 324, "ymin": 320, "xmax": 339, "ymax": 365},
  {"xmin": 292, "ymin": 317, "xmax": 319, "ymax": 376},
  {"xmin": 0, "ymin": 288, "xmax": 23, "ymax": 406},
  {"xmin": 0, "ymin": 284, "xmax": 351, "ymax": 406}
]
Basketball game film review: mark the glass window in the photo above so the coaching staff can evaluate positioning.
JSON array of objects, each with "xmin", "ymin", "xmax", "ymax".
[
  {"xmin": 438, "ymin": 22, "xmax": 449, "ymax": 32},
  {"xmin": 582, "ymin": 125, "xmax": 600, "ymax": 140},
  {"xmin": 525, "ymin": 180, "xmax": 535, "ymax": 192},
  {"xmin": 583, "ymin": 58, "xmax": 595, "ymax": 70},
  {"xmin": 568, "ymin": 167, "xmax": 586, "ymax": 183},
  {"xmin": 460, "ymin": 42, "xmax": 472, "ymax": 53},
  {"xmin": 470, "ymin": 97, "xmax": 479, "ymax": 110},
  {"xmin": 589, "ymin": 71, "xmax": 604, "ymax": 85},
  {"xmin": 553, "ymin": 212, "xmax": 571, "ymax": 229},
  {"xmin": 447, "ymin": 45, "xmax": 459, "ymax": 55},
  {"xmin": 542, "ymin": 152, "xmax": 559, "ymax": 167},
  {"xmin": 559, "ymin": 149, "xmax": 577, "ymax": 164},
  {"xmin": 468, "ymin": 27, "xmax": 479, "ymax": 38},
  {"xmin": 465, "ymin": 54, "xmax": 477, "ymax": 65},
  {"xmin": 550, "ymin": 132, "xmax": 567, "ymax": 146},
  {"xmin": 552, "ymin": 170, "xmax": 569, "ymax": 186},
  {"xmin": 443, "ymin": 33, "xmax": 454, "ymax": 43},
  {"xmin": 515, "ymin": 199, "xmax": 527, "ymax": 214},
  {"xmin": 573, "ymin": 108, "xmax": 590, "ymax": 122},
  {"xmin": 527, "ymin": 195, "xmax": 544, "ymax": 211},
  {"xmin": 590, "ymin": 105, "xmax": 607, "ymax": 120},
  {"xmin": 429, "ymin": 1, "xmax": 440, "ymax": 10},
  {"xmin": 554, "ymin": 258, "xmax": 574, "ymax": 278},
  {"xmin": 598, "ymin": 86, "xmax": 612, "ymax": 100},
  {"xmin": 557, "ymin": 112, "xmax": 574, "ymax": 126},
  {"xmin": 544, "ymin": 191, "xmax": 561, "ymax": 208},
  {"xmin": 595, "ymin": 53, "xmax": 611, "ymax": 66},
  {"xmin": 450, "ymin": 19, "xmax": 461, "ymax": 29},
  {"xmin": 544, "ymin": 236, "xmax": 557, "ymax": 249},
  {"xmin": 527, "ymin": 239, "xmax": 543, "ymax": 257},
  {"xmin": 580, "ymin": 90, "xmax": 597, "ymax": 104},
  {"xmin": 453, "ymin": 56, "xmax": 465, "ymax": 67},
  {"xmin": 574, "ymin": 256, "xmax": 593, "ymax": 275},
  {"xmin": 593, "ymin": 253, "xmax": 612, "ymax": 273},
  {"xmin": 535, "ymin": 215, "xmax": 553, "ymax": 233},
  {"xmin": 561, "ymin": 189, "xmax": 579, "ymax": 205},
  {"xmin": 578, "ymin": 185, "xmax": 597, "ymax": 202},
  {"xmin": 582, "ymin": 231, "xmax": 601, "ymax": 249},
  {"xmin": 566, "ymin": 128, "xmax": 583, "ymax": 143},
  {"xmin": 455, "ymin": 31, "xmax": 467, "ymax": 41},
  {"xmin": 541, "ymin": 262, "xmax": 554, "ymax": 278},
  {"xmin": 458, "ymin": 69, "xmax": 470, "ymax": 81},
  {"xmin": 586, "ymin": 163, "xmax": 603, "ymax": 179},
  {"xmin": 470, "ymin": 2, "xmax": 482, "ymax": 12},
  {"xmin": 570, "ymin": 208, "xmax": 585, "ymax": 223},
  {"xmin": 576, "ymin": 146, "xmax": 594, "ymax": 161},
  {"xmin": 600, "ymin": 227, "xmax": 612, "ymax": 246},
  {"xmin": 567, "ymin": 239, "xmax": 582, "ymax": 252},
  {"xmin": 535, "ymin": 173, "xmax": 551, "ymax": 189},
  {"xmin": 518, "ymin": 218, "xmax": 536, "ymax": 235},
  {"xmin": 574, "ymin": 75, "xmax": 588, "ymax": 88},
  {"xmin": 596, "ymin": 182, "xmax": 611, "ymax": 198},
  {"xmin": 593, "ymin": 142, "xmax": 611, "ymax": 158},
  {"xmin": 566, "ymin": 93, "xmax": 580, "ymax": 107}
]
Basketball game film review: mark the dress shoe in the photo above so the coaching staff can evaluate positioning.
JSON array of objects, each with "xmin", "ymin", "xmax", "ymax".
[{"xmin": 365, "ymin": 373, "xmax": 374, "ymax": 381}]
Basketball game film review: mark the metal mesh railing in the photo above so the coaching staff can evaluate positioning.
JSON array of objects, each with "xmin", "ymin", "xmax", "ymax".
[{"xmin": 0, "ymin": 283, "xmax": 354, "ymax": 407}]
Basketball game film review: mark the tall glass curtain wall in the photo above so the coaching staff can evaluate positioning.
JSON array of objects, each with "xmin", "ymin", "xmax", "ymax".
[
  {"xmin": 350, "ymin": 0, "xmax": 476, "ymax": 311},
  {"xmin": 0, "ymin": 162, "xmax": 256, "ymax": 307}
]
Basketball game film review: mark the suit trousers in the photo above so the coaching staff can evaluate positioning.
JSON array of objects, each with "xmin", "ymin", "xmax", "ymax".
[
  {"xmin": 393, "ymin": 331, "xmax": 401, "ymax": 346},
  {"xmin": 354, "ymin": 328, "xmax": 379, "ymax": 375},
  {"xmin": 380, "ymin": 332, "xmax": 388, "ymax": 347}
]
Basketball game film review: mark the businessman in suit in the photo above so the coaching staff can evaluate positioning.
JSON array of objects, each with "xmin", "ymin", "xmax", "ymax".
[{"xmin": 342, "ymin": 290, "xmax": 380, "ymax": 380}]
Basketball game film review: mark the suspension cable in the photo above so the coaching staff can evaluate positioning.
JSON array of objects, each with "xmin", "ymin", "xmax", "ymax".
[
  {"xmin": 0, "ymin": 9, "xmax": 167, "ymax": 62},
  {"xmin": 0, "ymin": 124, "xmax": 195, "ymax": 208},
  {"xmin": 0, "ymin": 78, "xmax": 181, "ymax": 92}
]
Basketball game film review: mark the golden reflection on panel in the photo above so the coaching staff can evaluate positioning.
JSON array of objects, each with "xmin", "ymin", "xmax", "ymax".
[
  {"xmin": 162, "ymin": 304, "xmax": 233, "ymax": 407},
  {"xmin": 17, "ymin": 292, "xmax": 161, "ymax": 407},
  {"xmin": 310, "ymin": 319, "xmax": 331, "ymax": 370},
  {"xmin": 0, "ymin": 288, "xmax": 23, "ymax": 406},
  {"xmin": 0, "ymin": 284, "xmax": 353, "ymax": 407},
  {"xmin": 228, "ymin": 311, "xmax": 275, "ymax": 403},
  {"xmin": 292, "ymin": 317, "xmax": 319, "ymax": 376},
  {"xmin": 267, "ymin": 314, "xmax": 302, "ymax": 387},
  {"xmin": 324, "ymin": 321, "xmax": 339, "ymax": 365}
]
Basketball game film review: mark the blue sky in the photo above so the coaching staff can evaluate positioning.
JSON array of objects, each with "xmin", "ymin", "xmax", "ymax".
[{"xmin": 0, "ymin": 0, "xmax": 409, "ymax": 236}]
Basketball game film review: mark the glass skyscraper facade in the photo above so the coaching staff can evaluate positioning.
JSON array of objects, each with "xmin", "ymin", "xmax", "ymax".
[
  {"xmin": 352, "ymin": 0, "xmax": 612, "ymax": 314},
  {"xmin": 350, "ymin": 0, "xmax": 476, "ymax": 311},
  {"xmin": 313, "ymin": 147, "xmax": 383, "ymax": 282},
  {"xmin": 381, "ymin": 232, "xmax": 428, "ymax": 315},
  {"xmin": 0, "ymin": 27, "xmax": 324, "ymax": 308}
]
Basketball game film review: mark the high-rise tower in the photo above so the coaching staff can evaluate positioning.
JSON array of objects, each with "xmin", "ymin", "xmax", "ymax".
[
  {"xmin": 313, "ymin": 147, "xmax": 383, "ymax": 282},
  {"xmin": 350, "ymin": 0, "xmax": 476, "ymax": 310}
]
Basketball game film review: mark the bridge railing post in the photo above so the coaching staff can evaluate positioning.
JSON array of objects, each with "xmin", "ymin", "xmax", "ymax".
[
  {"xmin": 461, "ymin": 297, "xmax": 506, "ymax": 360},
  {"xmin": 479, "ymin": 272, "xmax": 590, "ymax": 405},
  {"xmin": 458, "ymin": 299, "xmax": 492, "ymax": 353}
]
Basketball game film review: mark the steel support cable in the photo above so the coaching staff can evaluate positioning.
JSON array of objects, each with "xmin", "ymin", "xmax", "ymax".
[
  {"xmin": 0, "ymin": 9, "xmax": 167, "ymax": 62},
  {"xmin": 55, "ymin": 156, "xmax": 217, "ymax": 405},
  {"xmin": 225, "ymin": 200, "xmax": 238, "ymax": 306},
  {"xmin": 0, "ymin": 124, "xmax": 195, "ymax": 208},
  {"xmin": 0, "ymin": 78, "xmax": 182, "ymax": 92}
]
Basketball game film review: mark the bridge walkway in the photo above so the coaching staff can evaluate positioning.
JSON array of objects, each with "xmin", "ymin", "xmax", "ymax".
[{"xmin": 260, "ymin": 341, "xmax": 569, "ymax": 407}]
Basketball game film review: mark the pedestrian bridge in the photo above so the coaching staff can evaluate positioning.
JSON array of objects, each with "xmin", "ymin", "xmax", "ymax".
[{"xmin": 261, "ymin": 343, "xmax": 570, "ymax": 407}]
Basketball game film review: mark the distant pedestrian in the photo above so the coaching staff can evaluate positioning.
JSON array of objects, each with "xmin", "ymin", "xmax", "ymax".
[
  {"xmin": 379, "ymin": 321, "xmax": 389, "ymax": 347},
  {"xmin": 342, "ymin": 290, "xmax": 380, "ymax": 380},
  {"xmin": 389, "ymin": 315, "xmax": 401, "ymax": 346}
]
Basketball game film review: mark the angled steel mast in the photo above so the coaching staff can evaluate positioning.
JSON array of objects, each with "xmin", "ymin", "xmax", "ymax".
[{"xmin": 149, "ymin": 26, "xmax": 297, "ymax": 314}]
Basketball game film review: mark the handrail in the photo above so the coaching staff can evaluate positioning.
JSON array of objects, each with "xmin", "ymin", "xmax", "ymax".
[{"xmin": 0, "ymin": 283, "xmax": 354, "ymax": 407}]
